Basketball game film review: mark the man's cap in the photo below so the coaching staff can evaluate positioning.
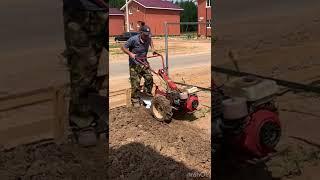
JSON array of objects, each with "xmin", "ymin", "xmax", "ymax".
[{"xmin": 140, "ymin": 25, "xmax": 151, "ymax": 35}]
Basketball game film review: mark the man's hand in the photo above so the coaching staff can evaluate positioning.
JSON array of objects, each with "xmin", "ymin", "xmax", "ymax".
[
  {"xmin": 121, "ymin": 45, "xmax": 136, "ymax": 59},
  {"xmin": 152, "ymin": 50, "xmax": 160, "ymax": 56},
  {"xmin": 143, "ymin": 61, "xmax": 150, "ymax": 70},
  {"xmin": 129, "ymin": 52, "xmax": 136, "ymax": 59}
]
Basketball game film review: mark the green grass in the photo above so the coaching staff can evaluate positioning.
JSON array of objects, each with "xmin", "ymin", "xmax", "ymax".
[
  {"xmin": 109, "ymin": 44, "xmax": 121, "ymax": 49},
  {"xmin": 180, "ymin": 32, "xmax": 198, "ymax": 40},
  {"xmin": 180, "ymin": 31, "xmax": 198, "ymax": 35}
]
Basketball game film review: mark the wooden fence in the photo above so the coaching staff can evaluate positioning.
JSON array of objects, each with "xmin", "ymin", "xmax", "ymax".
[
  {"xmin": 0, "ymin": 86, "xmax": 67, "ymax": 150},
  {"xmin": 0, "ymin": 85, "xmax": 130, "ymax": 149},
  {"xmin": 109, "ymin": 88, "xmax": 131, "ymax": 109}
]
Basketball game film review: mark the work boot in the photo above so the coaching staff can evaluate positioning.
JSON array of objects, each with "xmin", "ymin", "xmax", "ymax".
[
  {"xmin": 76, "ymin": 127, "xmax": 98, "ymax": 147},
  {"xmin": 131, "ymin": 98, "xmax": 141, "ymax": 107},
  {"xmin": 143, "ymin": 92, "xmax": 153, "ymax": 97},
  {"xmin": 99, "ymin": 132, "xmax": 108, "ymax": 144},
  {"xmin": 142, "ymin": 86, "xmax": 153, "ymax": 96},
  {"xmin": 70, "ymin": 115, "xmax": 95, "ymax": 129},
  {"xmin": 69, "ymin": 115, "xmax": 98, "ymax": 147}
]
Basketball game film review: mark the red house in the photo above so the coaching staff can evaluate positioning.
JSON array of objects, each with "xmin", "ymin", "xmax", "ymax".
[
  {"xmin": 197, "ymin": 0, "xmax": 211, "ymax": 37},
  {"xmin": 109, "ymin": 8, "xmax": 125, "ymax": 36},
  {"xmin": 120, "ymin": 0, "xmax": 183, "ymax": 36}
]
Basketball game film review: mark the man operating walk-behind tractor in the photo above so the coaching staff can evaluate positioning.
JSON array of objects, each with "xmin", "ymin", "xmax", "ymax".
[
  {"xmin": 121, "ymin": 25, "xmax": 200, "ymax": 122},
  {"xmin": 121, "ymin": 25, "xmax": 156, "ymax": 107}
]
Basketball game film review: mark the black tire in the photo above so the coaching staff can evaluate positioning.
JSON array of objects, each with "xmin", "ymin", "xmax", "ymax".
[{"xmin": 151, "ymin": 95, "xmax": 173, "ymax": 123}]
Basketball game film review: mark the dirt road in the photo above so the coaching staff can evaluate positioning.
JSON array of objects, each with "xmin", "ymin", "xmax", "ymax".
[
  {"xmin": 0, "ymin": 1, "xmax": 63, "ymax": 53},
  {"xmin": 110, "ymin": 52, "xmax": 210, "ymax": 78},
  {"xmin": 0, "ymin": 0, "xmax": 66, "ymax": 96},
  {"xmin": 109, "ymin": 38, "xmax": 211, "ymax": 61}
]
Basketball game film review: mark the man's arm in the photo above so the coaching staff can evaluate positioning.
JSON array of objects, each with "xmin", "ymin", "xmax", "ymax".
[
  {"xmin": 150, "ymin": 38, "xmax": 158, "ymax": 54},
  {"xmin": 121, "ymin": 46, "xmax": 136, "ymax": 59},
  {"xmin": 121, "ymin": 38, "xmax": 136, "ymax": 59},
  {"xmin": 150, "ymin": 38, "xmax": 155, "ymax": 50}
]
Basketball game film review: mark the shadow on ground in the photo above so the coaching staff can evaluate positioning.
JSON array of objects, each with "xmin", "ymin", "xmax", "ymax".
[
  {"xmin": 214, "ymin": 162, "xmax": 279, "ymax": 180},
  {"xmin": 212, "ymin": 143, "xmax": 281, "ymax": 180},
  {"xmin": 173, "ymin": 112, "xmax": 198, "ymax": 121},
  {"xmin": 108, "ymin": 142, "xmax": 210, "ymax": 179},
  {"xmin": 0, "ymin": 141, "xmax": 107, "ymax": 179}
]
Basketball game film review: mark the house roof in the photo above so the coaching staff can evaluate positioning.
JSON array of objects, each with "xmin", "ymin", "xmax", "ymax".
[
  {"xmin": 109, "ymin": 8, "xmax": 124, "ymax": 15},
  {"xmin": 120, "ymin": 0, "xmax": 184, "ymax": 11}
]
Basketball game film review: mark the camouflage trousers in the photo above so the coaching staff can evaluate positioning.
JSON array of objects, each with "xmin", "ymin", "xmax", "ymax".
[
  {"xmin": 63, "ymin": 7, "xmax": 107, "ymax": 129},
  {"xmin": 129, "ymin": 63, "xmax": 154, "ymax": 100}
]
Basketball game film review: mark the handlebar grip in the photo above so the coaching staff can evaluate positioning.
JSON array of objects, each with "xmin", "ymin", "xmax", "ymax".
[{"xmin": 153, "ymin": 51, "xmax": 160, "ymax": 55}]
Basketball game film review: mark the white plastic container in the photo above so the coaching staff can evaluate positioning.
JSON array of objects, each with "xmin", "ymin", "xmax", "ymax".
[{"xmin": 187, "ymin": 87, "xmax": 198, "ymax": 94}]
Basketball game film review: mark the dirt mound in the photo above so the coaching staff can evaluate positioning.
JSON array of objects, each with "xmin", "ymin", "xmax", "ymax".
[
  {"xmin": 108, "ymin": 106, "xmax": 211, "ymax": 179},
  {"xmin": 0, "ymin": 142, "xmax": 107, "ymax": 179}
]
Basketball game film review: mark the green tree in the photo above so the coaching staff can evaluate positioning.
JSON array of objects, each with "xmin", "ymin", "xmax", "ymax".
[
  {"xmin": 109, "ymin": 0, "xmax": 126, "ymax": 8},
  {"xmin": 175, "ymin": 0, "xmax": 197, "ymax": 32}
]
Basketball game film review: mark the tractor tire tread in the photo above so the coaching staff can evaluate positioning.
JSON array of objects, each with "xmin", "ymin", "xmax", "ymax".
[{"xmin": 151, "ymin": 95, "xmax": 173, "ymax": 123}]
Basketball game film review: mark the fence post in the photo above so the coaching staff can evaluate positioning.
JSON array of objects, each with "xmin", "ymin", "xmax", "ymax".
[
  {"xmin": 53, "ymin": 86, "xmax": 67, "ymax": 142},
  {"xmin": 164, "ymin": 22, "xmax": 207, "ymax": 74},
  {"xmin": 126, "ymin": 88, "xmax": 132, "ymax": 108},
  {"xmin": 164, "ymin": 21, "xmax": 169, "ymax": 75}
]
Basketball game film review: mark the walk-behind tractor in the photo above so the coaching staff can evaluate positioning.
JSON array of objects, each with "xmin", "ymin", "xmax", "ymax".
[
  {"xmin": 213, "ymin": 75, "xmax": 282, "ymax": 164},
  {"xmin": 134, "ymin": 52, "xmax": 199, "ymax": 123}
]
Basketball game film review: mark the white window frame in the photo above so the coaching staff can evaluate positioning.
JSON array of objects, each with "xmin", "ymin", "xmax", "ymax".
[
  {"xmin": 129, "ymin": 7, "xmax": 133, "ymax": 14},
  {"xmin": 206, "ymin": 0, "xmax": 211, "ymax": 8},
  {"xmin": 137, "ymin": 6, "xmax": 140, "ymax": 11},
  {"xmin": 206, "ymin": 19, "xmax": 211, "ymax": 29},
  {"xmin": 137, "ymin": 23, "xmax": 140, "ymax": 29},
  {"xmin": 130, "ymin": 23, "xmax": 134, "ymax": 30}
]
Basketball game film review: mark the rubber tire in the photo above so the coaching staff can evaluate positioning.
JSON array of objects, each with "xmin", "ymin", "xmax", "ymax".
[{"xmin": 151, "ymin": 95, "xmax": 173, "ymax": 123}]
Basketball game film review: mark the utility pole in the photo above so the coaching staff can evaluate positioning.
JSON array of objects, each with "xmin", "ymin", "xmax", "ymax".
[{"xmin": 125, "ymin": 0, "xmax": 130, "ymax": 32}]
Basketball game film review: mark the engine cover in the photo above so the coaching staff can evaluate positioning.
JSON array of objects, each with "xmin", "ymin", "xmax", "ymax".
[
  {"xmin": 224, "ymin": 76, "xmax": 279, "ymax": 102},
  {"xmin": 222, "ymin": 97, "xmax": 248, "ymax": 120},
  {"xmin": 185, "ymin": 95, "xmax": 199, "ymax": 112},
  {"xmin": 233, "ymin": 110, "xmax": 281, "ymax": 157}
]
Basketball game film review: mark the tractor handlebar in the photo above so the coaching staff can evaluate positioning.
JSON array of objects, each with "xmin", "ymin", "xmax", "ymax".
[{"xmin": 134, "ymin": 52, "xmax": 166, "ymax": 72}]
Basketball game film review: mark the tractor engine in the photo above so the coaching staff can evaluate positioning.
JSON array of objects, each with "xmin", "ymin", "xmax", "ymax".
[
  {"xmin": 213, "ymin": 76, "xmax": 281, "ymax": 158},
  {"xmin": 156, "ymin": 69, "xmax": 199, "ymax": 113},
  {"xmin": 166, "ymin": 87, "xmax": 199, "ymax": 113}
]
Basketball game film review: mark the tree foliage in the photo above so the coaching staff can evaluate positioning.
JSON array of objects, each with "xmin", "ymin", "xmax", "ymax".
[
  {"xmin": 109, "ymin": 0, "xmax": 126, "ymax": 8},
  {"xmin": 175, "ymin": 0, "xmax": 197, "ymax": 32}
]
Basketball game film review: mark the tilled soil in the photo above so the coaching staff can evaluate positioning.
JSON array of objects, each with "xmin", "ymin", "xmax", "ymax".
[
  {"xmin": 108, "ymin": 106, "xmax": 211, "ymax": 180},
  {"xmin": 0, "ymin": 141, "xmax": 107, "ymax": 179}
]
